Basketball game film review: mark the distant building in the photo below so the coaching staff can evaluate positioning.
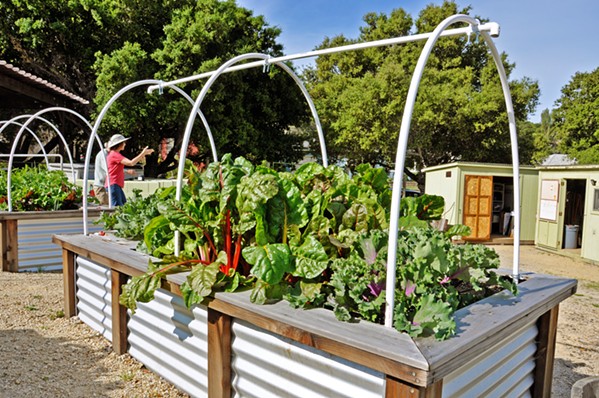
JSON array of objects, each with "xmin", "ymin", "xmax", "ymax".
[{"xmin": 541, "ymin": 154, "xmax": 577, "ymax": 166}]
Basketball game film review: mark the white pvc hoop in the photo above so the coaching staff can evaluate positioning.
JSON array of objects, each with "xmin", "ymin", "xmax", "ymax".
[
  {"xmin": 169, "ymin": 54, "xmax": 329, "ymax": 220},
  {"xmin": 174, "ymin": 52, "xmax": 328, "ymax": 203},
  {"xmin": 7, "ymin": 108, "xmax": 91, "ymax": 211},
  {"xmin": 383, "ymin": 14, "xmax": 521, "ymax": 327},
  {"xmin": 1, "ymin": 117, "xmax": 52, "ymax": 169},
  {"xmin": 82, "ymin": 79, "xmax": 217, "ymax": 234}
]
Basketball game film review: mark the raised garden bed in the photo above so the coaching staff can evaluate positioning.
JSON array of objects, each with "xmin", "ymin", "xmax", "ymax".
[
  {"xmin": 53, "ymin": 232, "xmax": 576, "ymax": 397},
  {"xmin": 1, "ymin": 164, "xmax": 104, "ymax": 272},
  {"xmin": 0, "ymin": 209, "xmax": 104, "ymax": 272}
]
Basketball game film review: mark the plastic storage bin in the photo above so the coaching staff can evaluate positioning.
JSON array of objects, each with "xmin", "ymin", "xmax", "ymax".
[{"xmin": 564, "ymin": 225, "xmax": 579, "ymax": 249}]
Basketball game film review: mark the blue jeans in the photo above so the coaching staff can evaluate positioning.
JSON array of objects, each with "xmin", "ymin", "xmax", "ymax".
[{"xmin": 109, "ymin": 184, "xmax": 127, "ymax": 206}]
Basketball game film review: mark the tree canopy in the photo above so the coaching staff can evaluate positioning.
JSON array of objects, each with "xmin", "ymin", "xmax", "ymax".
[
  {"xmin": 0, "ymin": 0, "xmax": 310, "ymax": 174},
  {"xmin": 303, "ymin": 1, "xmax": 540, "ymax": 184},
  {"xmin": 552, "ymin": 66, "xmax": 599, "ymax": 164},
  {"xmin": 531, "ymin": 109, "xmax": 558, "ymax": 164}
]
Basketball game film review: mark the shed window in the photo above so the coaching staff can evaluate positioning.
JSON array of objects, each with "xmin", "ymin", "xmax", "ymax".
[{"xmin": 594, "ymin": 188, "xmax": 599, "ymax": 212}]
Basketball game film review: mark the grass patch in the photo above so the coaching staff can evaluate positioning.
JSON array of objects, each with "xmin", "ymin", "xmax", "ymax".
[
  {"xmin": 50, "ymin": 310, "xmax": 65, "ymax": 320},
  {"xmin": 584, "ymin": 281, "xmax": 599, "ymax": 292},
  {"xmin": 120, "ymin": 371, "xmax": 136, "ymax": 382},
  {"xmin": 24, "ymin": 304, "xmax": 38, "ymax": 311}
]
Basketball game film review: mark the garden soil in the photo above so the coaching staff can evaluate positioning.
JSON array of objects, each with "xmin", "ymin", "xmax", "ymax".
[{"xmin": 0, "ymin": 245, "xmax": 597, "ymax": 397}]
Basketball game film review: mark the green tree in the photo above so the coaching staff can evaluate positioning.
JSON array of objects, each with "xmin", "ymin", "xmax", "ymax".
[
  {"xmin": 531, "ymin": 109, "xmax": 558, "ymax": 164},
  {"xmin": 553, "ymin": 67, "xmax": 599, "ymax": 164},
  {"xmin": 0, "ymin": 0, "xmax": 190, "ymax": 155},
  {"xmin": 0, "ymin": 0, "xmax": 310, "ymax": 174},
  {"xmin": 304, "ymin": 1, "xmax": 539, "ymax": 185}
]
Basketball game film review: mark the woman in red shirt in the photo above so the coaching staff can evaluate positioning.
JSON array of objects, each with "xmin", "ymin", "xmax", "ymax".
[{"xmin": 105, "ymin": 134, "xmax": 154, "ymax": 206}]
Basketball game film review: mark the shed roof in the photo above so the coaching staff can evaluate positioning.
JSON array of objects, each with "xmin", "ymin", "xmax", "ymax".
[
  {"xmin": 0, "ymin": 60, "xmax": 89, "ymax": 108},
  {"xmin": 537, "ymin": 164, "xmax": 599, "ymax": 171},
  {"xmin": 422, "ymin": 161, "xmax": 537, "ymax": 173}
]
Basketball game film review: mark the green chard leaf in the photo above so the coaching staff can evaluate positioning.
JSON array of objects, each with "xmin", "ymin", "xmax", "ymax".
[
  {"xmin": 119, "ymin": 273, "xmax": 163, "ymax": 313},
  {"xmin": 291, "ymin": 235, "xmax": 329, "ymax": 279},
  {"xmin": 243, "ymin": 244, "xmax": 294, "ymax": 284},
  {"xmin": 182, "ymin": 261, "xmax": 220, "ymax": 307}
]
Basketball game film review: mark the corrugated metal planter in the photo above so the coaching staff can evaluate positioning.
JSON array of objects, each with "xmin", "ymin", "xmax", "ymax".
[
  {"xmin": 53, "ymin": 234, "xmax": 576, "ymax": 398},
  {"xmin": 0, "ymin": 209, "xmax": 103, "ymax": 272}
]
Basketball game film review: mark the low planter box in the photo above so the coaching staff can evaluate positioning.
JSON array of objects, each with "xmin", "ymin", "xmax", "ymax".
[
  {"xmin": 0, "ymin": 209, "xmax": 103, "ymax": 272},
  {"xmin": 53, "ymin": 233, "xmax": 577, "ymax": 398}
]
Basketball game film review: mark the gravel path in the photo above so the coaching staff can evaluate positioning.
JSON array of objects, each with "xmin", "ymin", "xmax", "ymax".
[
  {"xmin": 0, "ymin": 245, "xmax": 597, "ymax": 397},
  {"xmin": 0, "ymin": 273, "xmax": 189, "ymax": 398}
]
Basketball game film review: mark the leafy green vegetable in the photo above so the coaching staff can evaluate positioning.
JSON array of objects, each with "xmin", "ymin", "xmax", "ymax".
[
  {"xmin": 113, "ymin": 154, "xmax": 517, "ymax": 340},
  {"xmin": 0, "ymin": 165, "xmax": 83, "ymax": 211}
]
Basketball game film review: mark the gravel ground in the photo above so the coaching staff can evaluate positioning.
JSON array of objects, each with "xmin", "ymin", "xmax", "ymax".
[{"xmin": 0, "ymin": 244, "xmax": 597, "ymax": 397}]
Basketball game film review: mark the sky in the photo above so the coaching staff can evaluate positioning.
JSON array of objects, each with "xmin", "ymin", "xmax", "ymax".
[{"xmin": 236, "ymin": 0, "xmax": 599, "ymax": 123}]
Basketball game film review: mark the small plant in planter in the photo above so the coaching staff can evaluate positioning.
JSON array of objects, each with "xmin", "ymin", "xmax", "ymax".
[
  {"xmin": 116, "ymin": 154, "xmax": 516, "ymax": 340},
  {"xmin": 0, "ymin": 165, "xmax": 84, "ymax": 211}
]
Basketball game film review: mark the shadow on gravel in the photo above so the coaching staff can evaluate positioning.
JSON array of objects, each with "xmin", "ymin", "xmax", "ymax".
[
  {"xmin": 553, "ymin": 357, "xmax": 597, "ymax": 398},
  {"xmin": 0, "ymin": 328, "xmax": 123, "ymax": 397}
]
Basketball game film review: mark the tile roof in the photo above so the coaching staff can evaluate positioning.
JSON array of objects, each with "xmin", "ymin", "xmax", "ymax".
[{"xmin": 0, "ymin": 60, "xmax": 89, "ymax": 105}]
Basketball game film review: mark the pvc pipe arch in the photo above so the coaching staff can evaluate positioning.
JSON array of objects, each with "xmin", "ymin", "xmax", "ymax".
[
  {"xmin": 173, "ymin": 53, "xmax": 330, "ymax": 254},
  {"xmin": 175, "ymin": 52, "xmax": 328, "ymax": 204},
  {"xmin": 81, "ymin": 79, "xmax": 217, "ymax": 234},
  {"xmin": 6, "ymin": 109, "xmax": 89, "ymax": 211},
  {"xmin": 383, "ymin": 14, "xmax": 521, "ymax": 327},
  {"xmin": 1, "ymin": 117, "xmax": 53, "ymax": 169}
]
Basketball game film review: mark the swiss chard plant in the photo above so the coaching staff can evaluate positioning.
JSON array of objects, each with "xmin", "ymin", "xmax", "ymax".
[
  {"xmin": 0, "ymin": 165, "xmax": 83, "ymax": 211},
  {"xmin": 114, "ymin": 155, "xmax": 517, "ymax": 340}
]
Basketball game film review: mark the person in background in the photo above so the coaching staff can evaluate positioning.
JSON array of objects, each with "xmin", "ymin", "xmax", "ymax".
[
  {"xmin": 105, "ymin": 134, "xmax": 154, "ymax": 206},
  {"xmin": 93, "ymin": 144, "xmax": 109, "ymax": 205}
]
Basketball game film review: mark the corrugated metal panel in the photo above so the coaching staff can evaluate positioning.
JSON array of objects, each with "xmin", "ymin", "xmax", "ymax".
[
  {"xmin": 231, "ymin": 319, "xmax": 385, "ymax": 398},
  {"xmin": 128, "ymin": 289, "xmax": 209, "ymax": 398},
  {"xmin": 18, "ymin": 217, "xmax": 101, "ymax": 272},
  {"xmin": 442, "ymin": 322, "xmax": 538, "ymax": 398},
  {"xmin": 75, "ymin": 256, "xmax": 112, "ymax": 341}
]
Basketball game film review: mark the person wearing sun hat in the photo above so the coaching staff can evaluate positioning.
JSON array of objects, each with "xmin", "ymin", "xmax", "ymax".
[{"xmin": 105, "ymin": 134, "xmax": 154, "ymax": 206}]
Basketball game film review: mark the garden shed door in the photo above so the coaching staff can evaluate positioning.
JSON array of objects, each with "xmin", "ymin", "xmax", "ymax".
[
  {"xmin": 536, "ymin": 179, "xmax": 564, "ymax": 250},
  {"xmin": 462, "ymin": 175, "xmax": 493, "ymax": 241}
]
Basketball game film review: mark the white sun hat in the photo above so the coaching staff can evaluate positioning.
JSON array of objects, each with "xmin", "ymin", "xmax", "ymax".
[{"xmin": 106, "ymin": 134, "xmax": 131, "ymax": 149}]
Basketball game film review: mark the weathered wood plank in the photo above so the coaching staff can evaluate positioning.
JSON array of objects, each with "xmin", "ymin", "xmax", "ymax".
[
  {"xmin": 415, "ymin": 276, "xmax": 576, "ymax": 381},
  {"xmin": 209, "ymin": 291, "xmax": 430, "ymax": 385},
  {"xmin": 111, "ymin": 270, "xmax": 129, "ymax": 355},
  {"xmin": 532, "ymin": 305, "xmax": 559, "ymax": 398},
  {"xmin": 0, "ymin": 220, "xmax": 8, "ymax": 271},
  {"xmin": 0, "ymin": 208, "xmax": 105, "ymax": 221},
  {"xmin": 207, "ymin": 309, "xmax": 231, "ymax": 398},
  {"xmin": 1, "ymin": 219, "xmax": 19, "ymax": 272},
  {"xmin": 53, "ymin": 234, "xmax": 148, "ymax": 277},
  {"xmin": 62, "ymin": 249, "xmax": 76, "ymax": 317},
  {"xmin": 385, "ymin": 376, "xmax": 442, "ymax": 397}
]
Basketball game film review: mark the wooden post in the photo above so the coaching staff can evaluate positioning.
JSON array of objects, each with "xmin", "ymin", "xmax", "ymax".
[
  {"xmin": 208, "ymin": 308, "xmax": 231, "ymax": 398},
  {"xmin": 111, "ymin": 269, "xmax": 129, "ymax": 355},
  {"xmin": 62, "ymin": 249, "xmax": 77, "ymax": 317},
  {"xmin": 385, "ymin": 376, "xmax": 442, "ymax": 398},
  {"xmin": 532, "ymin": 305, "xmax": 559, "ymax": 398},
  {"xmin": 1, "ymin": 219, "xmax": 18, "ymax": 272}
]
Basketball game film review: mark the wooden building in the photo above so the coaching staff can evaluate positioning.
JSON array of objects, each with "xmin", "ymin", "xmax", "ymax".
[{"xmin": 423, "ymin": 162, "xmax": 539, "ymax": 243}]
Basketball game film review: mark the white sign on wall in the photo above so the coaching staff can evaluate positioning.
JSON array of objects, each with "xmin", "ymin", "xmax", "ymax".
[{"xmin": 539, "ymin": 179, "xmax": 559, "ymax": 221}]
